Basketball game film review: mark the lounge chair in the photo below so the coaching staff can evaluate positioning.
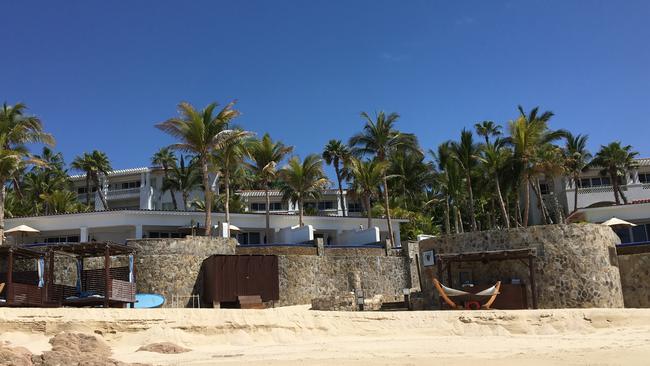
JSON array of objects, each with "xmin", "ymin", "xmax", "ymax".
[
  {"xmin": 432, "ymin": 278, "xmax": 501, "ymax": 310},
  {"xmin": 0, "ymin": 283, "xmax": 5, "ymax": 303}
]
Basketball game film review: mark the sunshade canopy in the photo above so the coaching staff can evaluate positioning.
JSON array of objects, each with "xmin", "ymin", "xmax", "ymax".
[
  {"xmin": 5, "ymin": 225, "xmax": 40, "ymax": 235},
  {"xmin": 601, "ymin": 217, "xmax": 637, "ymax": 227}
]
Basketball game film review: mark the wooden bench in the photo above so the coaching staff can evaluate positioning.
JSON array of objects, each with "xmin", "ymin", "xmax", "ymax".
[{"xmin": 237, "ymin": 295, "xmax": 265, "ymax": 309}]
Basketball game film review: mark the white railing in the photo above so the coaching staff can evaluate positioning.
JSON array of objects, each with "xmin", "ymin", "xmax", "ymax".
[{"xmin": 107, "ymin": 188, "xmax": 141, "ymax": 198}]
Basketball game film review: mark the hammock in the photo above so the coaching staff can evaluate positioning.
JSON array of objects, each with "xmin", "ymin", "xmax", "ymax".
[{"xmin": 433, "ymin": 278, "xmax": 501, "ymax": 310}]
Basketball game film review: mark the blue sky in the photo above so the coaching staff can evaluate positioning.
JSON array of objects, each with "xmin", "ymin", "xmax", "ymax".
[{"xmin": 2, "ymin": 1, "xmax": 649, "ymax": 179}]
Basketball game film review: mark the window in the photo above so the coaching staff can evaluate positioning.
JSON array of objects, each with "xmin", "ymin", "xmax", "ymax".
[
  {"xmin": 580, "ymin": 178, "xmax": 591, "ymax": 188},
  {"xmin": 614, "ymin": 227, "xmax": 631, "ymax": 244},
  {"xmin": 601, "ymin": 177, "xmax": 611, "ymax": 186},
  {"xmin": 147, "ymin": 231, "xmax": 184, "ymax": 239},
  {"xmin": 632, "ymin": 225, "xmax": 648, "ymax": 243},
  {"xmin": 237, "ymin": 232, "xmax": 261, "ymax": 245},
  {"xmin": 43, "ymin": 236, "xmax": 79, "ymax": 244},
  {"xmin": 77, "ymin": 187, "xmax": 97, "ymax": 194},
  {"xmin": 539, "ymin": 183, "xmax": 550, "ymax": 195},
  {"xmin": 118, "ymin": 181, "xmax": 140, "ymax": 190},
  {"xmin": 348, "ymin": 202, "xmax": 363, "ymax": 213},
  {"xmin": 269, "ymin": 202, "xmax": 283, "ymax": 211},
  {"xmin": 590, "ymin": 178, "xmax": 602, "ymax": 187},
  {"xmin": 318, "ymin": 201, "xmax": 335, "ymax": 210},
  {"xmin": 639, "ymin": 173, "xmax": 650, "ymax": 184},
  {"xmin": 250, "ymin": 203, "xmax": 266, "ymax": 211}
]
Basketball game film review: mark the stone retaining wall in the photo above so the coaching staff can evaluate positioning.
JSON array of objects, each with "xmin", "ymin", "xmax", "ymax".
[
  {"xmin": 618, "ymin": 253, "xmax": 650, "ymax": 308},
  {"xmin": 127, "ymin": 237, "xmax": 236, "ymax": 307},
  {"xmin": 419, "ymin": 224, "xmax": 624, "ymax": 309}
]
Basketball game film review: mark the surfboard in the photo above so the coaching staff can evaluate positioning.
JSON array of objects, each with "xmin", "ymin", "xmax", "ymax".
[{"xmin": 134, "ymin": 293, "xmax": 165, "ymax": 308}]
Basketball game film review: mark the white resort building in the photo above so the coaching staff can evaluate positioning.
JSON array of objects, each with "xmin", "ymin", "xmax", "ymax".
[
  {"xmin": 534, "ymin": 157, "xmax": 650, "ymax": 245},
  {"xmin": 6, "ymin": 167, "xmax": 404, "ymax": 247}
]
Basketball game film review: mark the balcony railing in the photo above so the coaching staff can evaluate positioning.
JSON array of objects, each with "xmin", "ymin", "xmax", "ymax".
[{"xmin": 106, "ymin": 187, "xmax": 140, "ymax": 198}]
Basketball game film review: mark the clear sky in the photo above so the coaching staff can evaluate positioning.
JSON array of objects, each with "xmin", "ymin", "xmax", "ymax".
[{"xmin": 2, "ymin": 1, "xmax": 649, "ymax": 179}]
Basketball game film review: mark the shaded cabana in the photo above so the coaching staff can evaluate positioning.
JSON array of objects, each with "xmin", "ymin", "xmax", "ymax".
[
  {"xmin": 47, "ymin": 242, "xmax": 136, "ymax": 308},
  {"xmin": 0, "ymin": 246, "xmax": 48, "ymax": 307},
  {"xmin": 435, "ymin": 248, "xmax": 538, "ymax": 309}
]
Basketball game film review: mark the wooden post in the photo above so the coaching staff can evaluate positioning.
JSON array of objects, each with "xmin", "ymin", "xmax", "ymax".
[
  {"xmin": 130, "ymin": 252, "xmax": 136, "ymax": 309},
  {"xmin": 104, "ymin": 245, "xmax": 111, "ymax": 308},
  {"xmin": 447, "ymin": 260, "xmax": 453, "ymax": 287},
  {"xmin": 48, "ymin": 249, "xmax": 55, "ymax": 304},
  {"xmin": 7, "ymin": 249, "xmax": 13, "ymax": 303},
  {"xmin": 529, "ymin": 255, "xmax": 538, "ymax": 309},
  {"xmin": 436, "ymin": 258, "xmax": 444, "ymax": 309}
]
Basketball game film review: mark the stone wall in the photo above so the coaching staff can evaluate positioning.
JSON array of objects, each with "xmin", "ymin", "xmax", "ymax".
[
  {"xmin": 419, "ymin": 224, "xmax": 624, "ymax": 309},
  {"xmin": 276, "ymin": 251, "xmax": 412, "ymax": 306},
  {"xmin": 618, "ymin": 253, "xmax": 650, "ymax": 308},
  {"xmin": 127, "ymin": 237, "xmax": 236, "ymax": 307}
]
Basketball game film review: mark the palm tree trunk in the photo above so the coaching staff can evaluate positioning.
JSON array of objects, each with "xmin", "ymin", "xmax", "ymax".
[
  {"xmin": 452, "ymin": 205, "xmax": 459, "ymax": 234},
  {"xmin": 265, "ymin": 184, "xmax": 271, "ymax": 243},
  {"xmin": 382, "ymin": 175, "xmax": 395, "ymax": 247},
  {"xmin": 85, "ymin": 175, "xmax": 91, "ymax": 207},
  {"xmin": 298, "ymin": 199, "xmax": 304, "ymax": 227},
  {"xmin": 335, "ymin": 165, "xmax": 346, "ymax": 217},
  {"xmin": 183, "ymin": 191, "xmax": 189, "ymax": 210},
  {"xmin": 201, "ymin": 156, "xmax": 212, "ymax": 236},
  {"xmin": 163, "ymin": 166, "xmax": 178, "ymax": 210},
  {"xmin": 611, "ymin": 171, "xmax": 621, "ymax": 205},
  {"xmin": 531, "ymin": 178, "xmax": 549, "ymax": 224},
  {"xmin": 12, "ymin": 177, "xmax": 23, "ymax": 200},
  {"xmin": 495, "ymin": 174, "xmax": 510, "ymax": 228},
  {"xmin": 572, "ymin": 173, "xmax": 579, "ymax": 213},
  {"xmin": 94, "ymin": 175, "xmax": 109, "ymax": 210},
  {"xmin": 365, "ymin": 195, "xmax": 372, "ymax": 229},
  {"xmin": 444, "ymin": 196, "xmax": 451, "ymax": 234},
  {"xmin": 466, "ymin": 173, "xmax": 477, "ymax": 231},
  {"xmin": 224, "ymin": 170, "xmax": 231, "ymax": 238},
  {"xmin": 522, "ymin": 175, "xmax": 530, "ymax": 227},
  {"xmin": 515, "ymin": 192, "xmax": 523, "ymax": 227},
  {"xmin": 457, "ymin": 207, "xmax": 464, "ymax": 233},
  {"xmin": 0, "ymin": 185, "xmax": 5, "ymax": 245}
]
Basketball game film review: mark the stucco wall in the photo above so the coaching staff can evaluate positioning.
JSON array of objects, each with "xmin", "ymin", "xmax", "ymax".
[
  {"xmin": 127, "ymin": 237, "xmax": 236, "ymax": 307},
  {"xmin": 419, "ymin": 224, "xmax": 624, "ymax": 309},
  {"xmin": 618, "ymin": 253, "xmax": 650, "ymax": 308}
]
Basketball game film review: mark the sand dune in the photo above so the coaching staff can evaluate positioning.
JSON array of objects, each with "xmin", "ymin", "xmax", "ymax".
[{"xmin": 1, "ymin": 306, "xmax": 650, "ymax": 365}]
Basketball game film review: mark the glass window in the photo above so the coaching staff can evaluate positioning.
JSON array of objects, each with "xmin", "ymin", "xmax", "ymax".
[
  {"xmin": 250, "ymin": 203, "xmax": 266, "ymax": 211},
  {"xmin": 639, "ymin": 173, "xmax": 649, "ymax": 183},
  {"xmin": 632, "ymin": 225, "xmax": 648, "ymax": 243},
  {"xmin": 580, "ymin": 178, "xmax": 591, "ymax": 188},
  {"xmin": 249, "ymin": 232, "xmax": 261, "ymax": 244},
  {"xmin": 318, "ymin": 201, "xmax": 335, "ymax": 210},
  {"xmin": 614, "ymin": 227, "xmax": 631, "ymax": 244},
  {"xmin": 237, "ymin": 233, "xmax": 249, "ymax": 245},
  {"xmin": 539, "ymin": 183, "xmax": 550, "ymax": 195},
  {"xmin": 590, "ymin": 178, "xmax": 602, "ymax": 187},
  {"xmin": 601, "ymin": 177, "xmax": 611, "ymax": 186},
  {"xmin": 269, "ymin": 202, "xmax": 282, "ymax": 211},
  {"xmin": 348, "ymin": 202, "xmax": 362, "ymax": 212}
]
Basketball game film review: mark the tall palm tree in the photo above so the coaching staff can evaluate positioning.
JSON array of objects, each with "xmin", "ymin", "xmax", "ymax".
[
  {"xmin": 480, "ymin": 138, "xmax": 511, "ymax": 228},
  {"xmin": 349, "ymin": 111, "xmax": 419, "ymax": 246},
  {"xmin": 591, "ymin": 142, "xmax": 639, "ymax": 205},
  {"xmin": 322, "ymin": 140, "xmax": 350, "ymax": 216},
  {"xmin": 70, "ymin": 153, "xmax": 94, "ymax": 206},
  {"xmin": 156, "ymin": 101, "xmax": 240, "ymax": 236},
  {"xmin": 165, "ymin": 155, "xmax": 201, "ymax": 210},
  {"xmin": 450, "ymin": 129, "xmax": 481, "ymax": 231},
  {"xmin": 151, "ymin": 147, "xmax": 178, "ymax": 210},
  {"xmin": 278, "ymin": 155, "xmax": 329, "ymax": 227},
  {"xmin": 0, "ymin": 102, "xmax": 54, "ymax": 243},
  {"xmin": 563, "ymin": 133, "xmax": 591, "ymax": 213},
  {"xmin": 506, "ymin": 106, "xmax": 564, "ymax": 226},
  {"xmin": 347, "ymin": 158, "xmax": 388, "ymax": 230},
  {"xmin": 247, "ymin": 133, "xmax": 293, "ymax": 241},
  {"xmin": 72, "ymin": 151, "xmax": 112, "ymax": 210},
  {"xmin": 474, "ymin": 120, "xmax": 502, "ymax": 146},
  {"xmin": 211, "ymin": 129, "xmax": 254, "ymax": 237}
]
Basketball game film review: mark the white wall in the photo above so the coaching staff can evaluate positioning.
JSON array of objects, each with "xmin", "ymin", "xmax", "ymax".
[
  {"xmin": 336, "ymin": 227, "xmax": 380, "ymax": 246},
  {"xmin": 276, "ymin": 225, "xmax": 314, "ymax": 244}
]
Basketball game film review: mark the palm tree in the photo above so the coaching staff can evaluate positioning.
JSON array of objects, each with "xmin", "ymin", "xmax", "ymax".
[
  {"xmin": 0, "ymin": 102, "xmax": 54, "ymax": 243},
  {"xmin": 480, "ymin": 138, "xmax": 511, "ymax": 228},
  {"xmin": 450, "ymin": 129, "xmax": 481, "ymax": 231},
  {"xmin": 278, "ymin": 155, "xmax": 329, "ymax": 227},
  {"xmin": 40, "ymin": 190, "xmax": 87, "ymax": 214},
  {"xmin": 506, "ymin": 106, "xmax": 564, "ymax": 226},
  {"xmin": 563, "ymin": 133, "xmax": 591, "ymax": 213},
  {"xmin": 156, "ymin": 101, "xmax": 240, "ymax": 236},
  {"xmin": 591, "ymin": 142, "xmax": 639, "ymax": 205},
  {"xmin": 474, "ymin": 121, "xmax": 501, "ymax": 146},
  {"xmin": 347, "ymin": 158, "xmax": 388, "ymax": 229},
  {"xmin": 211, "ymin": 129, "xmax": 254, "ymax": 237},
  {"xmin": 70, "ymin": 153, "xmax": 94, "ymax": 206},
  {"xmin": 322, "ymin": 140, "xmax": 350, "ymax": 216},
  {"xmin": 151, "ymin": 147, "xmax": 178, "ymax": 210},
  {"xmin": 247, "ymin": 134, "xmax": 293, "ymax": 241},
  {"xmin": 165, "ymin": 155, "xmax": 201, "ymax": 210},
  {"xmin": 349, "ymin": 111, "xmax": 419, "ymax": 246}
]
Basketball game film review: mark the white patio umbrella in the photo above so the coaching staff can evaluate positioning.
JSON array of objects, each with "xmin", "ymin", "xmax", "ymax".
[
  {"xmin": 5, "ymin": 225, "xmax": 40, "ymax": 244},
  {"xmin": 601, "ymin": 217, "xmax": 637, "ymax": 227}
]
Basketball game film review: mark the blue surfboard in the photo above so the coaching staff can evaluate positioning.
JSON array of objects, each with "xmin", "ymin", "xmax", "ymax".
[{"xmin": 134, "ymin": 293, "xmax": 165, "ymax": 308}]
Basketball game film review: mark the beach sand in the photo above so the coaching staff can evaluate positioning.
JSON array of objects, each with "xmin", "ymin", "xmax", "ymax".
[{"xmin": 1, "ymin": 306, "xmax": 650, "ymax": 365}]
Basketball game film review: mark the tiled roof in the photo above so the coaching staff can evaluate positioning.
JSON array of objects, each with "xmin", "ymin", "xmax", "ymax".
[
  {"xmin": 637, "ymin": 158, "xmax": 650, "ymax": 167},
  {"xmin": 70, "ymin": 167, "xmax": 153, "ymax": 180},
  {"xmin": 236, "ymin": 189, "xmax": 345, "ymax": 198}
]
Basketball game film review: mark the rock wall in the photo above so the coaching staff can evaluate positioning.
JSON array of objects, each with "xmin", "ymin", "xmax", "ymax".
[
  {"xmin": 419, "ymin": 224, "xmax": 624, "ymax": 309},
  {"xmin": 128, "ymin": 237, "xmax": 236, "ymax": 307},
  {"xmin": 277, "ymin": 252, "xmax": 411, "ymax": 306},
  {"xmin": 618, "ymin": 253, "xmax": 650, "ymax": 308}
]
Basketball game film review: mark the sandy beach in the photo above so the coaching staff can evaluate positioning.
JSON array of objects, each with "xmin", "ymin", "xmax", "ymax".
[{"xmin": 1, "ymin": 306, "xmax": 650, "ymax": 365}]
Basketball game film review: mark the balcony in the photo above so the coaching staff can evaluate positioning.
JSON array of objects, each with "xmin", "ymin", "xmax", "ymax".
[
  {"xmin": 566, "ymin": 183, "xmax": 650, "ymax": 210},
  {"xmin": 106, "ymin": 187, "xmax": 141, "ymax": 199}
]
